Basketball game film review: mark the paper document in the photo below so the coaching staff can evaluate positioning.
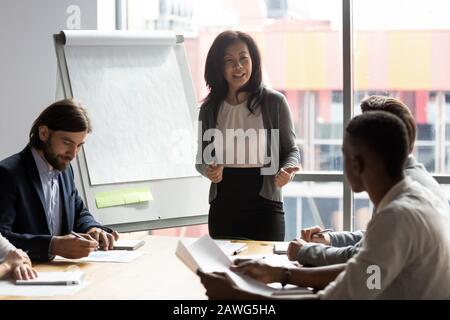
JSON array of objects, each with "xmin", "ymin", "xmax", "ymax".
[
  {"xmin": 55, "ymin": 250, "xmax": 144, "ymax": 263},
  {"xmin": 232, "ymin": 254, "xmax": 298, "ymax": 268},
  {"xmin": 16, "ymin": 271, "xmax": 84, "ymax": 286},
  {"xmin": 215, "ymin": 240, "xmax": 248, "ymax": 256},
  {"xmin": 273, "ymin": 242, "xmax": 290, "ymax": 254},
  {"xmin": 176, "ymin": 235, "xmax": 311, "ymax": 298},
  {"xmin": 113, "ymin": 239, "xmax": 145, "ymax": 251}
]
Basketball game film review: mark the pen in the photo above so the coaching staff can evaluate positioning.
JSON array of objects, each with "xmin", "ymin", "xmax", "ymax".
[
  {"xmin": 71, "ymin": 231, "xmax": 84, "ymax": 239},
  {"xmin": 233, "ymin": 246, "xmax": 247, "ymax": 255},
  {"xmin": 71, "ymin": 231, "xmax": 100, "ymax": 250},
  {"xmin": 312, "ymin": 228, "xmax": 333, "ymax": 238}
]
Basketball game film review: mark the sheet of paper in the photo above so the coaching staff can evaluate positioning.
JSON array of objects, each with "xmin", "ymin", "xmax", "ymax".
[
  {"xmin": 214, "ymin": 240, "xmax": 248, "ymax": 256},
  {"xmin": 231, "ymin": 254, "xmax": 299, "ymax": 268},
  {"xmin": 55, "ymin": 250, "xmax": 144, "ymax": 263},
  {"xmin": 95, "ymin": 187, "xmax": 153, "ymax": 208},
  {"xmin": 177, "ymin": 236, "xmax": 279, "ymax": 297},
  {"xmin": 65, "ymin": 44, "xmax": 198, "ymax": 185}
]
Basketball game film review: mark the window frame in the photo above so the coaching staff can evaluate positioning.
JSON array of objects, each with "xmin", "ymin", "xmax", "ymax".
[{"xmin": 115, "ymin": 0, "xmax": 450, "ymax": 232}]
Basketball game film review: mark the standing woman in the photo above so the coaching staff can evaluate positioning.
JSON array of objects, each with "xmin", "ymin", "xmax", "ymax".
[{"xmin": 196, "ymin": 30, "xmax": 300, "ymax": 241}]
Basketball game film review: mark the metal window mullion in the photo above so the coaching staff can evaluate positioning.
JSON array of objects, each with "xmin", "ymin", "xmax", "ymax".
[
  {"xmin": 438, "ymin": 92, "xmax": 446, "ymax": 172},
  {"xmin": 342, "ymin": 0, "xmax": 354, "ymax": 231},
  {"xmin": 115, "ymin": 0, "xmax": 128, "ymax": 30}
]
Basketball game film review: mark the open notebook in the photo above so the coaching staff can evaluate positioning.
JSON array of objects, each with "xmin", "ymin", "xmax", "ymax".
[
  {"xmin": 15, "ymin": 271, "xmax": 84, "ymax": 286},
  {"xmin": 113, "ymin": 239, "xmax": 145, "ymax": 251},
  {"xmin": 273, "ymin": 242, "xmax": 290, "ymax": 254}
]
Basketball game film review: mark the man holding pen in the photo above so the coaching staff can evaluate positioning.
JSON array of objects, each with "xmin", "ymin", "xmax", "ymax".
[
  {"xmin": 287, "ymin": 96, "xmax": 449, "ymax": 267},
  {"xmin": 0, "ymin": 99, "xmax": 119, "ymax": 261}
]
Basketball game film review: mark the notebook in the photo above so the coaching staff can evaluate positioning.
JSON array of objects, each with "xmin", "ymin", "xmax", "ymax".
[
  {"xmin": 15, "ymin": 271, "xmax": 84, "ymax": 286},
  {"xmin": 273, "ymin": 242, "xmax": 290, "ymax": 254},
  {"xmin": 113, "ymin": 239, "xmax": 145, "ymax": 251}
]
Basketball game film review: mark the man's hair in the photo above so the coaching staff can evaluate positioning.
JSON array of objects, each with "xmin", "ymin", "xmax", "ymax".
[
  {"xmin": 29, "ymin": 98, "xmax": 92, "ymax": 149},
  {"xmin": 361, "ymin": 95, "xmax": 416, "ymax": 153},
  {"xmin": 346, "ymin": 111, "xmax": 409, "ymax": 179}
]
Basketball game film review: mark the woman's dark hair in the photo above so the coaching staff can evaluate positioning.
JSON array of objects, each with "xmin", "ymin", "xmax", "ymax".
[
  {"xmin": 29, "ymin": 98, "xmax": 92, "ymax": 149},
  {"xmin": 346, "ymin": 111, "xmax": 409, "ymax": 179},
  {"xmin": 201, "ymin": 30, "xmax": 264, "ymax": 116}
]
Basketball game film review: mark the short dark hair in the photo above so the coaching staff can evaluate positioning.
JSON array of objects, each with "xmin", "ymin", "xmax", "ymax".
[
  {"xmin": 346, "ymin": 111, "xmax": 409, "ymax": 179},
  {"xmin": 202, "ymin": 30, "xmax": 263, "ymax": 115},
  {"xmin": 361, "ymin": 95, "xmax": 416, "ymax": 153},
  {"xmin": 29, "ymin": 98, "xmax": 92, "ymax": 149}
]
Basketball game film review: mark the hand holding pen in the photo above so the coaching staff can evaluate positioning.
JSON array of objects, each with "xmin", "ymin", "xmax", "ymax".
[
  {"xmin": 300, "ymin": 226, "xmax": 333, "ymax": 245},
  {"xmin": 311, "ymin": 228, "xmax": 333, "ymax": 238}
]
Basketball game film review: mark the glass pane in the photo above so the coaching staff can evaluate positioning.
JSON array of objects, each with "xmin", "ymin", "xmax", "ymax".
[
  {"xmin": 353, "ymin": 0, "xmax": 450, "ymax": 175},
  {"xmin": 125, "ymin": 0, "xmax": 343, "ymax": 173},
  {"xmin": 284, "ymin": 182, "xmax": 344, "ymax": 240},
  {"xmin": 446, "ymin": 147, "xmax": 450, "ymax": 173},
  {"xmin": 443, "ymin": 185, "xmax": 450, "ymax": 207},
  {"xmin": 353, "ymin": 192, "xmax": 372, "ymax": 231}
]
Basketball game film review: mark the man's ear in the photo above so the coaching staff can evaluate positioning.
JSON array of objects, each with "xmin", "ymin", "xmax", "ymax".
[
  {"xmin": 352, "ymin": 155, "xmax": 364, "ymax": 177},
  {"xmin": 38, "ymin": 125, "xmax": 50, "ymax": 143}
]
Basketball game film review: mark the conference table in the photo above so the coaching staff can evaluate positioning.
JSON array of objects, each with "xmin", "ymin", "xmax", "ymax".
[{"xmin": 0, "ymin": 234, "xmax": 275, "ymax": 300}]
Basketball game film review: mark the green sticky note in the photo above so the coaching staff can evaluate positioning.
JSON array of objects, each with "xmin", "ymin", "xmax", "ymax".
[{"xmin": 95, "ymin": 187, "xmax": 153, "ymax": 209}]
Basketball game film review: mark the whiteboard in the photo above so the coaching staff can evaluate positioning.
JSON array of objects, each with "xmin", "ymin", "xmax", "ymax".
[
  {"xmin": 64, "ymin": 31, "xmax": 197, "ymax": 185},
  {"xmin": 54, "ymin": 30, "xmax": 209, "ymax": 230}
]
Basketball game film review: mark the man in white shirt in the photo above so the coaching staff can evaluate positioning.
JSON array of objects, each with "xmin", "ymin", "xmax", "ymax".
[
  {"xmin": 198, "ymin": 111, "xmax": 450, "ymax": 299},
  {"xmin": 289, "ymin": 95, "xmax": 450, "ymax": 267},
  {"xmin": 0, "ymin": 233, "xmax": 36, "ymax": 280}
]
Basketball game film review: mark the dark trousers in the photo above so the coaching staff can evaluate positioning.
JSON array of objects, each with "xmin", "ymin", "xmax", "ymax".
[{"xmin": 208, "ymin": 167, "xmax": 285, "ymax": 241}]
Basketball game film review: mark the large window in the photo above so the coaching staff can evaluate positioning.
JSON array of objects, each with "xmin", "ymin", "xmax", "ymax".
[
  {"xmin": 99, "ymin": 0, "xmax": 450, "ymax": 239},
  {"xmin": 353, "ymin": 0, "xmax": 450, "ymax": 229}
]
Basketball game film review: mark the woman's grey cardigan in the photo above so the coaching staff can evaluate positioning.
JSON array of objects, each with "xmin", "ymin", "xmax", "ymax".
[{"xmin": 195, "ymin": 88, "xmax": 300, "ymax": 203}]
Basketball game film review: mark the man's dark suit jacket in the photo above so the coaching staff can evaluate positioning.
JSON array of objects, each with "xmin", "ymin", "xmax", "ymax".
[{"xmin": 0, "ymin": 146, "xmax": 110, "ymax": 261}]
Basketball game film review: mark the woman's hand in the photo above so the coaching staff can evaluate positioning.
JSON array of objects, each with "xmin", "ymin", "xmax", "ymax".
[
  {"xmin": 4, "ymin": 249, "xmax": 37, "ymax": 280},
  {"xmin": 274, "ymin": 166, "xmax": 300, "ymax": 188},
  {"xmin": 206, "ymin": 163, "xmax": 224, "ymax": 183}
]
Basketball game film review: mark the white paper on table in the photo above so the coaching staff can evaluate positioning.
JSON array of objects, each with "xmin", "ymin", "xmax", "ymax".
[
  {"xmin": 0, "ymin": 278, "xmax": 87, "ymax": 297},
  {"xmin": 214, "ymin": 240, "xmax": 248, "ymax": 256},
  {"xmin": 55, "ymin": 250, "xmax": 144, "ymax": 263},
  {"xmin": 273, "ymin": 242, "xmax": 290, "ymax": 254},
  {"xmin": 176, "ymin": 235, "xmax": 310, "ymax": 298},
  {"xmin": 231, "ymin": 254, "xmax": 299, "ymax": 268}
]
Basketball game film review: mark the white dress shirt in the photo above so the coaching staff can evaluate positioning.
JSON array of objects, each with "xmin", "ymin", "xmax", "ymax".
[
  {"xmin": 215, "ymin": 100, "xmax": 266, "ymax": 167},
  {"xmin": 31, "ymin": 148, "xmax": 63, "ymax": 236},
  {"xmin": 319, "ymin": 177, "xmax": 450, "ymax": 299},
  {"xmin": 0, "ymin": 233, "xmax": 15, "ymax": 262}
]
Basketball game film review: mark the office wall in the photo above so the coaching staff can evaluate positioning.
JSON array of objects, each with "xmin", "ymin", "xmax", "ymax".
[{"xmin": 0, "ymin": 0, "xmax": 97, "ymax": 159}]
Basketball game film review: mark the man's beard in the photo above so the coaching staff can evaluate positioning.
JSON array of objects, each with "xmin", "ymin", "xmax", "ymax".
[{"xmin": 42, "ymin": 140, "xmax": 71, "ymax": 171}]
